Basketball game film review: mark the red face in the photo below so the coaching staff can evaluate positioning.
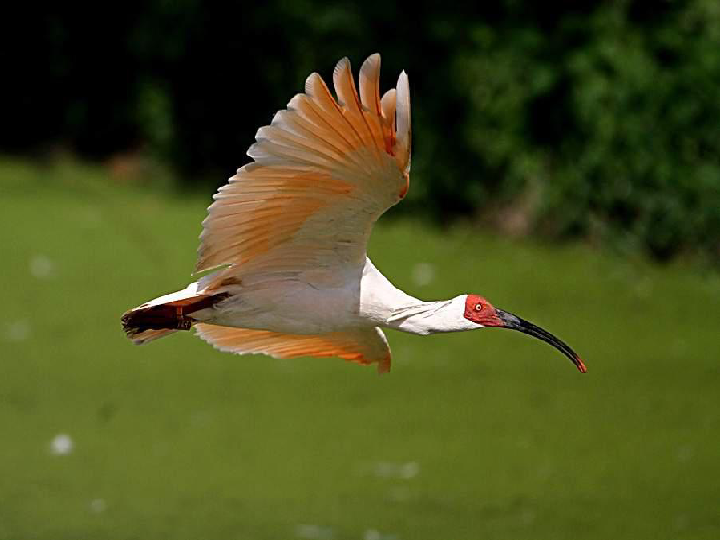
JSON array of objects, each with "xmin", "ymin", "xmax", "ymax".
[{"xmin": 463, "ymin": 294, "xmax": 503, "ymax": 327}]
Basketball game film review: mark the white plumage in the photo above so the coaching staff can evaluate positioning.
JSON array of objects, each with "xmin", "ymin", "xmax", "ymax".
[{"xmin": 122, "ymin": 53, "xmax": 586, "ymax": 374}]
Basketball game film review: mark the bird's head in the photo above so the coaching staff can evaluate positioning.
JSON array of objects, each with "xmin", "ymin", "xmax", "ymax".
[{"xmin": 463, "ymin": 294, "xmax": 587, "ymax": 373}]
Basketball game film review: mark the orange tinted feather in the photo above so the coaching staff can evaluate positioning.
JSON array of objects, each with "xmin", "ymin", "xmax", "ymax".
[
  {"xmin": 333, "ymin": 58, "xmax": 380, "ymax": 159},
  {"xmin": 359, "ymin": 53, "xmax": 381, "ymax": 116},
  {"xmin": 359, "ymin": 54, "xmax": 389, "ymax": 154},
  {"xmin": 196, "ymin": 324, "xmax": 392, "ymax": 373},
  {"xmin": 305, "ymin": 73, "xmax": 364, "ymax": 151}
]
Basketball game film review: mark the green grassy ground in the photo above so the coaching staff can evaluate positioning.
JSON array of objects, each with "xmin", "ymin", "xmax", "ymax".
[{"xmin": 1, "ymin": 159, "xmax": 719, "ymax": 540}]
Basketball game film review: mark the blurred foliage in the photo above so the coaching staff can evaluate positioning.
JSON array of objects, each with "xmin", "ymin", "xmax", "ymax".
[{"xmin": 4, "ymin": 0, "xmax": 719, "ymax": 261}]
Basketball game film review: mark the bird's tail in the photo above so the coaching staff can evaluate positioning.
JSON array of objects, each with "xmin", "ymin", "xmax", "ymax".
[{"xmin": 121, "ymin": 284, "xmax": 229, "ymax": 345}]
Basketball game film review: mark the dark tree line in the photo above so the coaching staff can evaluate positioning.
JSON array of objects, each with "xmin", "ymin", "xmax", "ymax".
[{"xmin": 4, "ymin": 1, "xmax": 719, "ymax": 261}]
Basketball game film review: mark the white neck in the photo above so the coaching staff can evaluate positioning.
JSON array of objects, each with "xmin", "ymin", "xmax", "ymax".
[
  {"xmin": 385, "ymin": 296, "xmax": 478, "ymax": 335},
  {"xmin": 359, "ymin": 259, "xmax": 478, "ymax": 335}
]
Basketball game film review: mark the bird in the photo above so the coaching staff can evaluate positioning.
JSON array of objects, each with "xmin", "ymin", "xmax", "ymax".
[{"xmin": 121, "ymin": 53, "xmax": 586, "ymax": 375}]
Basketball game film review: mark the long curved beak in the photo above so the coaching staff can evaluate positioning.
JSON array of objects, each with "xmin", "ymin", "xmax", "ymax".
[{"xmin": 495, "ymin": 309, "xmax": 587, "ymax": 373}]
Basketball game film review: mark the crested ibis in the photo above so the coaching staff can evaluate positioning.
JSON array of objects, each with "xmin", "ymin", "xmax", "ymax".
[{"xmin": 122, "ymin": 53, "xmax": 586, "ymax": 374}]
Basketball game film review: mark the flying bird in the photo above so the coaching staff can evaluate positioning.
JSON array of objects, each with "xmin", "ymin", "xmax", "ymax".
[{"xmin": 122, "ymin": 53, "xmax": 586, "ymax": 374}]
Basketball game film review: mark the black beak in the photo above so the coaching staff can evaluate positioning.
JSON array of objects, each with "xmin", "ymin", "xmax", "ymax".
[{"xmin": 495, "ymin": 309, "xmax": 587, "ymax": 373}]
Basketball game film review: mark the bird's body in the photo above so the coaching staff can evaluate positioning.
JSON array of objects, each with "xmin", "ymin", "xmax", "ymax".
[
  {"xmin": 168, "ymin": 258, "xmax": 469, "ymax": 334},
  {"xmin": 122, "ymin": 53, "xmax": 586, "ymax": 374}
]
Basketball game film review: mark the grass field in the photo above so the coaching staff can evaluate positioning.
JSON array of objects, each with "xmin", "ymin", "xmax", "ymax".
[{"xmin": 1, "ymin": 159, "xmax": 719, "ymax": 540}]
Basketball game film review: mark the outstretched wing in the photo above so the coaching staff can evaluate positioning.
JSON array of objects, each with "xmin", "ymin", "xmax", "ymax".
[
  {"xmin": 195, "ymin": 323, "xmax": 392, "ymax": 373},
  {"xmin": 196, "ymin": 54, "xmax": 411, "ymax": 281}
]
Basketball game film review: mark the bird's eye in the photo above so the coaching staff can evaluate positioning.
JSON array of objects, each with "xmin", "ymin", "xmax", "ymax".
[{"xmin": 475, "ymin": 303, "xmax": 483, "ymax": 311}]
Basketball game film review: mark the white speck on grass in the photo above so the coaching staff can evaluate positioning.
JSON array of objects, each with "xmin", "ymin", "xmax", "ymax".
[
  {"xmin": 677, "ymin": 444, "xmax": 695, "ymax": 462},
  {"xmin": 90, "ymin": 498, "xmax": 106, "ymax": 513},
  {"xmin": 364, "ymin": 530, "xmax": 398, "ymax": 540},
  {"xmin": 30, "ymin": 255, "xmax": 55, "ymax": 279},
  {"xmin": 373, "ymin": 461, "xmax": 419, "ymax": 479},
  {"xmin": 5, "ymin": 320, "xmax": 31, "ymax": 342},
  {"xmin": 295, "ymin": 524, "xmax": 334, "ymax": 540},
  {"xmin": 520, "ymin": 508, "xmax": 536, "ymax": 525},
  {"xmin": 400, "ymin": 461, "xmax": 419, "ymax": 479},
  {"xmin": 411, "ymin": 263, "xmax": 435, "ymax": 286},
  {"xmin": 50, "ymin": 433, "xmax": 73, "ymax": 455}
]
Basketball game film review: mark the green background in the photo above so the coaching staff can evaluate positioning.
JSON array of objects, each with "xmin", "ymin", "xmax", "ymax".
[{"xmin": 1, "ymin": 161, "xmax": 718, "ymax": 539}]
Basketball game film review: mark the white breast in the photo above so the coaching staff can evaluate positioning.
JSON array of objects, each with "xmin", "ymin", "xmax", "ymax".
[{"xmin": 203, "ymin": 264, "xmax": 367, "ymax": 334}]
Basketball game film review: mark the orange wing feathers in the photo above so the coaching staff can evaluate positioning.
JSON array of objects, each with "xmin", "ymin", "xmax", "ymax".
[
  {"xmin": 196, "ymin": 54, "xmax": 411, "ymax": 278},
  {"xmin": 196, "ymin": 324, "xmax": 392, "ymax": 373}
]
